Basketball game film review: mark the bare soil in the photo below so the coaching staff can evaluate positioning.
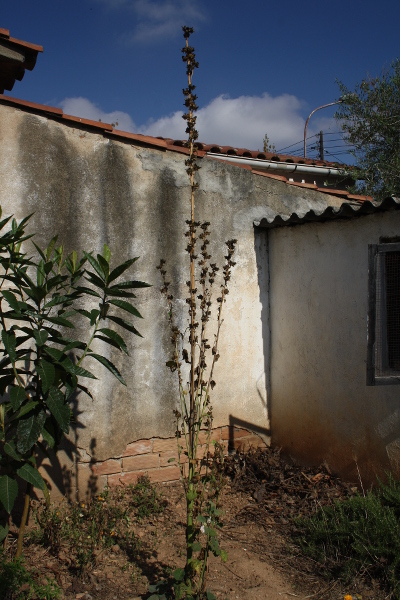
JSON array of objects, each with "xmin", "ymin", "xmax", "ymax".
[{"xmin": 5, "ymin": 447, "xmax": 389, "ymax": 599}]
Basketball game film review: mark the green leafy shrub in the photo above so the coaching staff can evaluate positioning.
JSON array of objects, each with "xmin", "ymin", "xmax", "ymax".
[
  {"xmin": 0, "ymin": 555, "xmax": 60, "ymax": 600},
  {"xmin": 129, "ymin": 475, "xmax": 165, "ymax": 520},
  {"xmin": 0, "ymin": 208, "xmax": 149, "ymax": 555},
  {"xmin": 295, "ymin": 475, "xmax": 400, "ymax": 595},
  {"xmin": 32, "ymin": 488, "xmax": 141, "ymax": 571}
]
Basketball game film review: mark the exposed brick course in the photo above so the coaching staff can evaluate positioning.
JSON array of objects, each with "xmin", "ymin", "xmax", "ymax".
[
  {"xmin": 77, "ymin": 426, "xmax": 266, "ymax": 491},
  {"xmin": 160, "ymin": 452, "xmax": 186, "ymax": 467},
  {"xmin": 123, "ymin": 439, "xmax": 153, "ymax": 457},
  {"xmin": 123, "ymin": 453, "xmax": 160, "ymax": 472},
  {"xmin": 91, "ymin": 459, "xmax": 121, "ymax": 476},
  {"xmin": 153, "ymin": 437, "xmax": 179, "ymax": 453}
]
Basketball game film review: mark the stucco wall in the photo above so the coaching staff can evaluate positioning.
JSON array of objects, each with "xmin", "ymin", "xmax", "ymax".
[
  {"xmin": 0, "ymin": 102, "xmax": 344, "ymax": 496},
  {"xmin": 268, "ymin": 209, "xmax": 400, "ymax": 485}
]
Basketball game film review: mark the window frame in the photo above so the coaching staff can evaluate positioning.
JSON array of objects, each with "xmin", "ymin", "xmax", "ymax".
[{"xmin": 367, "ymin": 242, "xmax": 400, "ymax": 386}]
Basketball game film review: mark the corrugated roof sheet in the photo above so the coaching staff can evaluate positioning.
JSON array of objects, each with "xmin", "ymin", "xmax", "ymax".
[
  {"xmin": 0, "ymin": 29, "xmax": 43, "ymax": 94},
  {"xmin": 254, "ymin": 197, "xmax": 400, "ymax": 229}
]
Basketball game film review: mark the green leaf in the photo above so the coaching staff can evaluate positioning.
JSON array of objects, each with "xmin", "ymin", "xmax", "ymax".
[
  {"xmin": 206, "ymin": 592, "xmax": 217, "ymax": 600},
  {"xmin": 43, "ymin": 315, "xmax": 74, "ymax": 328},
  {"xmin": 84, "ymin": 272, "xmax": 107, "ymax": 290},
  {"xmin": 220, "ymin": 548, "xmax": 228, "ymax": 562},
  {"xmin": 84, "ymin": 252, "xmax": 106, "ymax": 281},
  {"xmin": 59, "ymin": 356, "xmax": 96, "ymax": 379},
  {"xmin": 76, "ymin": 286, "xmax": 101, "ymax": 298},
  {"xmin": 0, "ymin": 523, "xmax": 9, "ymax": 543},
  {"xmin": 87, "ymin": 353, "xmax": 126, "ymax": 385},
  {"xmin": 43, "ymin": 347, "xmax": 64, "ymax": 362},
  {"xmin": 90, "ymin": 309, "xmax": 100, "ymax": 326},
  {"xmin": 0, "ymin": 475, "xmax": 18, "ymax": 513},
  {"xmin": 2, "ymin": 290, "xmax": 20, "ymax": 311},
  {"xmin": 37, "ymin": 259, "xmax": 45, "ymax": 286},
  {"xmin": 205, "ymin": 527, "xmax": 217, "ymax": 538},
  {"xmin": 192, "ymin": 541, "xmax": 202, "ymax": 552},
  {"xmin": 44, "ymin": 261, "xmax": 53, "ymax": 275},
  {"xmin": 4, "ymin": 441, "xmax": 22, "ymax": 461},
  {"xmin": 98, "ymin": 328, "xmax": 128, "ymax": 354},
  {"xmin": 110, "ymin": 279, "xmax": 151, "ymax": 289},
  {"xmin": 45, "ymin": 235, "xmax": 58, "ymax": 261},
  {"xmin": 41, "ymin": 423, "xmax": 56, "ymax": 449},
  {"xmin": 46, "ymin": 387, "xmax": 70, "ymax": 433},
  {"xmin": 103, "ymin": 244, "xmax": 111, "ymax": 263},
  {"xmin": 17, "ymin": 463, "xmax": 45, "ymax": 490},
  {"xmin": 9, "ymin": 386, "xmax": 26, "ymax": 411},
  {"xmin": 32, "ymin": 241, "xmax": 46, "ymax": 261},
  {"xmin": 108, "ymin": 257, "xmax": 139, "ymax": 284},
  {"xmin": 8, "ymin": 400, "xmax": 38, "ymax": 423},
  {"xmin": 97, "ymin": 254, "xmax": 109, "ymax": 279},
  {"xmin": 43, "ymin": 295, "xmax": 70, "ymax": 309},
  {"xmin": 173, "ymin": 568, "xmax": 185, "ymax": 582},
  {"xmin": 33, "ymin": 329, "xmax": 49, "ymax": 347},
  {"xmin": 37, "ymin": 359, "xmax": 55, "ymax": 394},
  {"xmin": 2, "ymin": 330, "xmax": 16, "ymax": 362},
  {"xmin": 108, "ymin": 299, "xmax": 142, "ymax": 318},
  {"xmin": 108, "ymin": 315, "xmax": 142, "ymax": 337},
  {"xmin": 17, "ymin": 410, "xmax": 46, "ymax": 454}
]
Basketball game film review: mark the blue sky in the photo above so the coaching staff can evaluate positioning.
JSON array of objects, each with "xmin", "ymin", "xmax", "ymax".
[{"xmin": 3, "ymin": 1, "xmax": 400, "ymax": 160}]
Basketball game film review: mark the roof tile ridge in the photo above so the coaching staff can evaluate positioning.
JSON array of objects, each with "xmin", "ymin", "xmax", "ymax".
[
  {"xmin": 0, "ymin": 94, "xmax": 62, "ymax": 115},
  {"xmin": 7, "ymin": 36, "xmax": 43, "ymax": 53},
  {"xmin": 205, "ymin": 156, "xmax": 252, "ymax": 170}
]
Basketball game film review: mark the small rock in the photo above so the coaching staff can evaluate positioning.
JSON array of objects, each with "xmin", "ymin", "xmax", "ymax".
[{"xmin": 111, "ymin": 543, "xmax": 120, "ymax": 553}]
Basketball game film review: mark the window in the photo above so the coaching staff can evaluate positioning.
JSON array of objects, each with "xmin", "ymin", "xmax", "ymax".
[{"xmin": 367, "ymin": 242, "xmax": 400, "ymax": 385}]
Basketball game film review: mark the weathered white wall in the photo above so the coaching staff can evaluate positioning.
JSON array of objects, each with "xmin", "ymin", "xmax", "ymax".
[
  {"xmin": 0, "ymin": 102, "xmax": 345, "ymax": 494},
  {"xmin": 269, "ymin": 210, "xmax": 400, "ymax": 484}
]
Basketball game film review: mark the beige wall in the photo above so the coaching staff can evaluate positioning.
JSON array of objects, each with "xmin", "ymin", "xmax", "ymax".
[
  {"xmin": 0, "ymin": 102, "xmax": 345, "ymax": 497},
  {"xmin": 269, "ymin": 210, "xmax": 400, "ymax": 485}
]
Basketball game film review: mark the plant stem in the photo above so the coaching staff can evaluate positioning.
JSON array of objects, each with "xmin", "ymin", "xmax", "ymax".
[{"xmin": 16, "ymin": 482, "xmax": 32, "ymax": 558}]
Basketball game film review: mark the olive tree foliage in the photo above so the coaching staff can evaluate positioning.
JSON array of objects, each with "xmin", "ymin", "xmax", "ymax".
[
  {"xmin": 0, "ymin": 209, "xmax": 148, "ymax": 555},
  {"xmin": 335, "ymin": 58, "xmax": 400, "ymax": 201}
]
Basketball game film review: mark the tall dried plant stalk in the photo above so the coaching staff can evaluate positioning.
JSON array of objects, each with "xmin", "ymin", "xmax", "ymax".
[{"xmin": 157, "ymin": 26, "xmax": 236, "ymax": 599}]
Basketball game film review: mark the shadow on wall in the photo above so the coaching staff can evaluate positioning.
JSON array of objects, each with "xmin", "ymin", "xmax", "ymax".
[
  {"xmin": 35, "ymin": 389, "xmax": 99, "ymax": 505},
  {"xmin": 253, "ymin": 227, "xmax": 271, "ymax": 419},
  {"xmin": 228, "ymin": 415, "xmax": 270, "ymax": 449}
]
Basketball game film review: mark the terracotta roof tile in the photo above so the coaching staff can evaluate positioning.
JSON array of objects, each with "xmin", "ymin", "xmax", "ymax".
[
  {"xmin": 251, "ymin": 168, "xmax": 367, "ymax": 202},
  {"xmin": 287, "ymin": 181, "xmax": 318, "ymax": 190},
  {"xmin": 0, "ymin": 95, "xmax": 62, "ymax": 115},
  {"xmin": 251, "ymin": 170, "xmax": 288, "ymax": 182},
  {"xmin": 107, "ymin": 129, "xmax": 168, "ymax": 149},
  {"xmin": 0, "ymin": 29, "xmax": 43, "ymax": 53},
  {"xmin": 0, "ymin": 94, "xmax": 346, "ymax": 186},
  {"xmin": 63, "ymin": 114, "xmax": 114, "ymax": 131},
  {"xmin": 0, "ymin": 29, "xmax": 42, "ymax": 94}
]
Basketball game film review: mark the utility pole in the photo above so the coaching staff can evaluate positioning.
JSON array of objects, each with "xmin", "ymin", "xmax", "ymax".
[
  {"xmin": 304, "ymin": 98, "xmax": 343, "ymax": 158},
  {"xmin": 318, "ymin": 130, "xmax": 324, "ymax": 161}
]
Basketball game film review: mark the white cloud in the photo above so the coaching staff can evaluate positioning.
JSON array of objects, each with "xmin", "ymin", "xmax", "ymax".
[
  {"xmin": 141, "ymin": 93, "xmax": 308, "ymax": 151},
  {"xmin": 59, "ymin": 97, "xmax": 137, "ymax": 132},
  {"xmin": 94, "ymin": 0, "xmax": 207, "ymax": 43},
  {"xmin": 59, "ymin": 92, "xmax": 343, "ymax": 153}
]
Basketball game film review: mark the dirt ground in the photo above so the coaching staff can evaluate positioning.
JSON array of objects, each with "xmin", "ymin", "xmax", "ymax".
[{"xmin": 5, "ymin": 447, "xmax": 389, "ymax": 600}]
